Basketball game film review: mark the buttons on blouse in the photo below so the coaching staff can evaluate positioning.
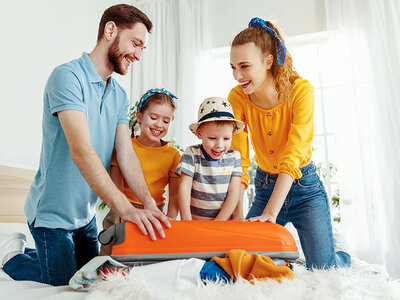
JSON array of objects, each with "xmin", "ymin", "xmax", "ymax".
[
  {"xmin": 268, "ymin": 131, "xmax": 272, "ymax": 136},
  {"xmin": 267, "ymin": 112, "xmax": 271, "ymax": 117},
  {"xmin": 273, "ymin": 166, "xmax": 278, "ymax": 169},
  {"xmin": 270, "ymin": 150, "xmax": 274, "ymax": 154}
]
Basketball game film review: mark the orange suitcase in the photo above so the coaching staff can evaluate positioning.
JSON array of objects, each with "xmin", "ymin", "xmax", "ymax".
[{"xmin": 98, "ymin": 220, "xmax": 299, "ymax": 265}]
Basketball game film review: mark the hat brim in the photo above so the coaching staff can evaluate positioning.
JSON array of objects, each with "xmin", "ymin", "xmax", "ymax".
[{"xmin": 189, "ymin": 117, "xmax": 245, "ymax": 136}]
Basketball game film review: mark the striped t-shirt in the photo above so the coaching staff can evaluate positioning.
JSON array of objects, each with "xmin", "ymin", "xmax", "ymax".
[{"xmin": 175, "ymin": 144, "xmax": 242, "ymax": 220}]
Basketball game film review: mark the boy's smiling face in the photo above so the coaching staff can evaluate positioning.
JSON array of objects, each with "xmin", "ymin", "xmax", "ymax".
[{"xmin": 196, "ymin": 121, "xmax": 234, "ymax": 159}]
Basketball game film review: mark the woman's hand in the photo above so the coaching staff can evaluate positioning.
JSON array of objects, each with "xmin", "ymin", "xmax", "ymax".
[{"xmin": 248, "ymin": 212, "xmax": 276, "ymax": 223}]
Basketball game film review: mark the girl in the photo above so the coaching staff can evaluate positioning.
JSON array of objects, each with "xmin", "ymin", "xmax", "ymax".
[
  {"xmin": 228, "ymin": 18, "xmax": 350, "ymax": 269},
  {"xmin": 100, "ymin": 88, "xmax": 181, "ymax": 255}
]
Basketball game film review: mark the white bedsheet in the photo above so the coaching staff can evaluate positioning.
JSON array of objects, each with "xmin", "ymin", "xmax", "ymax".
[
  {"xmin": 0, "ymin": 222, "xmax": 393, "ymax": 300},
  {"xmin": 0, "ymin": 222, "xmax": 85, "ymax": 300}
]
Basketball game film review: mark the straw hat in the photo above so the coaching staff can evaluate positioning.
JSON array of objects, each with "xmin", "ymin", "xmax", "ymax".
[{"xmin": 189, "ymin": 97, "xmax": 245, "ymax": 136}]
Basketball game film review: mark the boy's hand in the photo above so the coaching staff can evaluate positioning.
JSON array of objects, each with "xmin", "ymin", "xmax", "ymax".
[{"xmin": 231, "ymin": 213, "xmax": 244, "ymax": 221}]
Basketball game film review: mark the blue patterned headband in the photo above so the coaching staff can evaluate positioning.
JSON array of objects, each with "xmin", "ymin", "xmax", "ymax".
[
  {"xmin": 248, "ymin": 17, "xmax": 287, "ymax": 66},
  {"xmin": 137, "ymin": 88, "xmax": 178, "ymax": 111}
]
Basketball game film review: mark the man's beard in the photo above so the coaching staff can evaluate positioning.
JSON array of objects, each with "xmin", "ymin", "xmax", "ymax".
[{"xmin": 108, "ymin": 34, "xmax": 127, "ymax": 75}]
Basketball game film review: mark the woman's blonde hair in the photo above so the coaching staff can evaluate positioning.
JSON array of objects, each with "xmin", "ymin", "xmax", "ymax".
[{"xmin": 232, "ymin": 20, "xmax": 300, "ymax": 103}]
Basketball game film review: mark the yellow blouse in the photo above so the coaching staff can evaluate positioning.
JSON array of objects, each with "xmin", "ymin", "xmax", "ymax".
[
  {"xmin": 111, "ymin": 137, "xmax": 181, "ymax": 206},
  {"xmin": 229, "ymin": 79, "xmax": 314, "ymax": 188}
]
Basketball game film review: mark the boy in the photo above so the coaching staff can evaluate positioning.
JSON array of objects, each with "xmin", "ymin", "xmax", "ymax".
[{"xmin": 176, "ymin": 97, "xmax": 245, "ymax": 220}]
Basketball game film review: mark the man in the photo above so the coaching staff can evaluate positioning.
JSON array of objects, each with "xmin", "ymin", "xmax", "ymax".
[{"xmin": 0, "ymin": 4, "xmax": 170, "ymax": 286}]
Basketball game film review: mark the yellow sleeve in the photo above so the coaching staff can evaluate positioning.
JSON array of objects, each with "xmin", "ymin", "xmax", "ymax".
[
  {"xmin": 228, "ymin": 88, "xmax": 251, "ymax": 189},
  {"xmin": 110, "ymin": 148, "xmax": 119, "ymax": 167},
  {"xmin": 169, "ymin": 148, "xmax": 181, "ymax": 178},
  {"xmin": 279, "ymin": 81, "xmax": 314, "ymax": 179}
]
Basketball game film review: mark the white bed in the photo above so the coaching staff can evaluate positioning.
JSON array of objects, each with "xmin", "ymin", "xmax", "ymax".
[
  {"xmin": 1, "ymin": 222, "xmax": 399, "ymax": 300},
  {"xmin": 0, "ymin": 222, "xmax": 86, "ymax": 300},
  {"xmin": 0, "ymin": 166, "xmax": 399, "ymax": 299}
]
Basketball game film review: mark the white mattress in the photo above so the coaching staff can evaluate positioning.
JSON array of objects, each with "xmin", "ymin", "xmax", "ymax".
[{"xmin": 0, "ymin": 222, "xmax": 85, "ymax": 300}]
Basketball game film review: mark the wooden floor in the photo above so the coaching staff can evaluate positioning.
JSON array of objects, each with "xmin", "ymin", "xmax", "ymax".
[{"xmin": 0, "ymin": 165, "xmax": 36, "ymax": 223}]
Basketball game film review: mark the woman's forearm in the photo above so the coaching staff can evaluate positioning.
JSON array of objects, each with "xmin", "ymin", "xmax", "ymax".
[{"xmin": 263, "ymin": 172, "xmax": 293, "ymax": 218}]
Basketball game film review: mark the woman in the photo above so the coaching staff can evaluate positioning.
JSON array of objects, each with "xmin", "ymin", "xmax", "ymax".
[{"xmin": 228, "ymin": 17, "xmax": 350, "ymax": 269}]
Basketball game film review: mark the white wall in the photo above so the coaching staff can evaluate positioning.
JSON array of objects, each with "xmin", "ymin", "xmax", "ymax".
[
  {"xmin": 0, "ymin": 0, "xmax": 133, "ymax": 169},
  {"xmin": 0, "ymin": 0, "xmax": 326, "ymax": 170},
  {"xmin": 210, "ymin": 0, "xmax": 326, "ymax": 48}
]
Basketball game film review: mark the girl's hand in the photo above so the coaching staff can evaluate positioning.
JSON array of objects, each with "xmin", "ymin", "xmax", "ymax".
[{"xmin": 248, "ymin": 213, "xmax": 276, "ymax": 223}]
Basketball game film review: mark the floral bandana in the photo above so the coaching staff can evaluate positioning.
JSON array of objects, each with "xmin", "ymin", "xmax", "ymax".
[
  {"xmin": 248, "ymin": 17, "xmax": 287, "ymax": 66},
  {"xmin": 137, "ymin": 88, "xmax": 178, "ymax": 111}
]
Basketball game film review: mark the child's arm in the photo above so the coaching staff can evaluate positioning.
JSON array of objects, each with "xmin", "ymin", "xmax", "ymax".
[
  {"xmin": 166, "ymin": 177, "xmax": 179, "ymax": 219},
  {"xmin": 110, "ymin": 165, "xmax": 124, "ymax": 192},
  {"xmin": 215, "ymin": 176, "xmax": 241, "ymax": 220},
  {"xmin": 177, "ymin": 173, "xmax": 193, "ymax": 220}
]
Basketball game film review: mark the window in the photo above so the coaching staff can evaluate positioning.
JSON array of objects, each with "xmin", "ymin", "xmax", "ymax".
[{"xmin": 197, "ymin": 32, "xmax": 356, "ymax": 222}]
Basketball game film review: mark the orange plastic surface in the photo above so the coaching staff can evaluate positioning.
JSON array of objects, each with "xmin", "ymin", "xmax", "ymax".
[{"xmin": 111, "ymin": 220, "xmax": 297, "ymax": 255}]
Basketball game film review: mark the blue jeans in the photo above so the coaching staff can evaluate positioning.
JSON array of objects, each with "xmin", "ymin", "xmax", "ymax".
[
  {"xmin": 246, "ymin": 163, "xmax": 350, "ymax": 269},
  {"xmin": 3, "ymin": 216, "xmax": 98, "ymax": 286}
]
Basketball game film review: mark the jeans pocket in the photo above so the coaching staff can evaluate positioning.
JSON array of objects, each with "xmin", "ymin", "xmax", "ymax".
[
  {"xmin": 254, "ymin": 176, "xmax": 267, "ymax": 191},
  {"xmin": 297, "ymin": 173, "xmax": 321, "ymax": 188}
]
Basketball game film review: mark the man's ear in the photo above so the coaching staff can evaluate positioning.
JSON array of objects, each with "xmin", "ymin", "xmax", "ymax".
[
  {"xmin": 265, "ymin": 53, "xmax": 274, "ymax": 70},
  {"xmin": 104, "ymin": 21, "xmax": 117, "ymax": 41}
]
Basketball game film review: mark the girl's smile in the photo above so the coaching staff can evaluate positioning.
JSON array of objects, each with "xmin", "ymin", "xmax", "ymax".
[{"xmin": 136, "ymin": 102, "xmax": 174, "ymax": 147}]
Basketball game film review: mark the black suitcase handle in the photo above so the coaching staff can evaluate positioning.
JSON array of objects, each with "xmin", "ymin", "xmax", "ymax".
[{"xmin": 98, "ymin": 223, "xmax": 126, "ymax": 245}]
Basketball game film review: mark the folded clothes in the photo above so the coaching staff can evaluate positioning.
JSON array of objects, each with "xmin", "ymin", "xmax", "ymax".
[
  {"xmin": 211, "ymin": 249, "xmax": 294, "ymax": 282},
  {"xmin": 69, "ymin": 249, "xmax": 294, "ymax": 291}
]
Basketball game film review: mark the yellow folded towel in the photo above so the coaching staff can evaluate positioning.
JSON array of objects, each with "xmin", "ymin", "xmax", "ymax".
[{"xmin": 211, "ymin": 249, "xmax": 294, "ymax": 282}]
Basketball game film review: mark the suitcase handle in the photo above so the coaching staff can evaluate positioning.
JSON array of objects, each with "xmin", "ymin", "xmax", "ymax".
[
  {"xmin": 98, "ymin": 225, "xmax": 117, "ymax": 245},
  {"xmin": 98, "ymin": 223, "xmax": 127, "ymax": 245}
]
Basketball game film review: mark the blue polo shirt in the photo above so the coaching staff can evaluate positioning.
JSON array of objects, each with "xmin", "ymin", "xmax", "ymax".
[{"xmin": 25, "ymin": 52, "xmax": 129, "ymax": 230}]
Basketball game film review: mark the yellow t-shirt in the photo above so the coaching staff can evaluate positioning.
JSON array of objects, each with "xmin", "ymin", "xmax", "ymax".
[
  {"xmin": 229, "ymin": 78, "xmax": 314, "ymax": 187},
  {"xmin": 111, "ymin": 137, "xmax": 181, "ymax": 206}
]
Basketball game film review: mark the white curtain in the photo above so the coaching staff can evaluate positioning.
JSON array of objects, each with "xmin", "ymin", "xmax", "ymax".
[
  {"xmin": 131, "ymin": 0, "xmax": 210, "ymax": 148},
  {"xmin": 325, "ymin": 0, "xmax": 400, "ymax": 278}
]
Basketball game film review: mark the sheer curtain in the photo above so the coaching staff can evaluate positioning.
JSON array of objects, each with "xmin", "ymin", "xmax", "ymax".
[
  {"xmin": 325, "ymin": 0, "xmax": 400, "ymax": 278},
  {"xmin": 131, "ymin": 0, "xmax": 210, "ymax": 148}
]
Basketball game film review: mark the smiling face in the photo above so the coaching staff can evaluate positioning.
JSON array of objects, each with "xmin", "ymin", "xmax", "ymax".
[
  {"xmin": 196, "ymin": 121, "xmax": 234, "ymax": 160},
  {"xmin": 136, "ymin": 102, "xmax": 174, "ymax": 147},
  {"xmin": 108, "ymin": 22, "xmax": 148, "ymax": 75},
  {"xmin": 230, "ymin": 42, "xmax": 272, "ymax": 95}
]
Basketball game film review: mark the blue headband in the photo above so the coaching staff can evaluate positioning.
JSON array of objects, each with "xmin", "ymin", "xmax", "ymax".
[
  {"xmin": 248, "ymin": 17, "xmax": 287, "ymax": 66},
  {"xmin": 137, "ymin": 88, "xmax": 178, "ymax": 111}
]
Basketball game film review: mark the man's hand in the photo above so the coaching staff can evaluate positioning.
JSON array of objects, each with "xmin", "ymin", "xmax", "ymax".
[
  {"xmin": 122, "ymin": 206, "xmax": 171, "ymax": 240},
  {"xmin": 142, "ymin": 198, "xmax": 159, "ymax": 212}
]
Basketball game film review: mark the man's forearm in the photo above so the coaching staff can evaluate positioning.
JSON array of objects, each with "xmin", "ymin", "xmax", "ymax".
[
  {"xmin": 117, "ymin": 150, "xmax": 155, "ymax": 207},
  {"xmin": 71, "ymin": 146, "xmax": 133, "ymax": 216}
]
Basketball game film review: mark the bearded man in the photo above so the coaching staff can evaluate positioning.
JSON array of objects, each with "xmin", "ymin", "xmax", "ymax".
[{"xmin": 0, "ymin": 4, "xmax": 170, "ymax": 286}]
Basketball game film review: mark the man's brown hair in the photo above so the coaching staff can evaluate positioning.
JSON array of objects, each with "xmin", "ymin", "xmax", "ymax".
[{"xmin": 97, "ymin": 4, "xmax": 152, "ymax": 41}]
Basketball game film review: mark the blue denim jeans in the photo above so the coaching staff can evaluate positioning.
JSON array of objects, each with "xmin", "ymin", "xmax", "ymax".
[
  {"xmin": 3, "ymin": 216, "xmax": 98, "ymax": 286},
  {"xmin": 246, "ymin": 163, "xmax": 350, "ymax": 269}
]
